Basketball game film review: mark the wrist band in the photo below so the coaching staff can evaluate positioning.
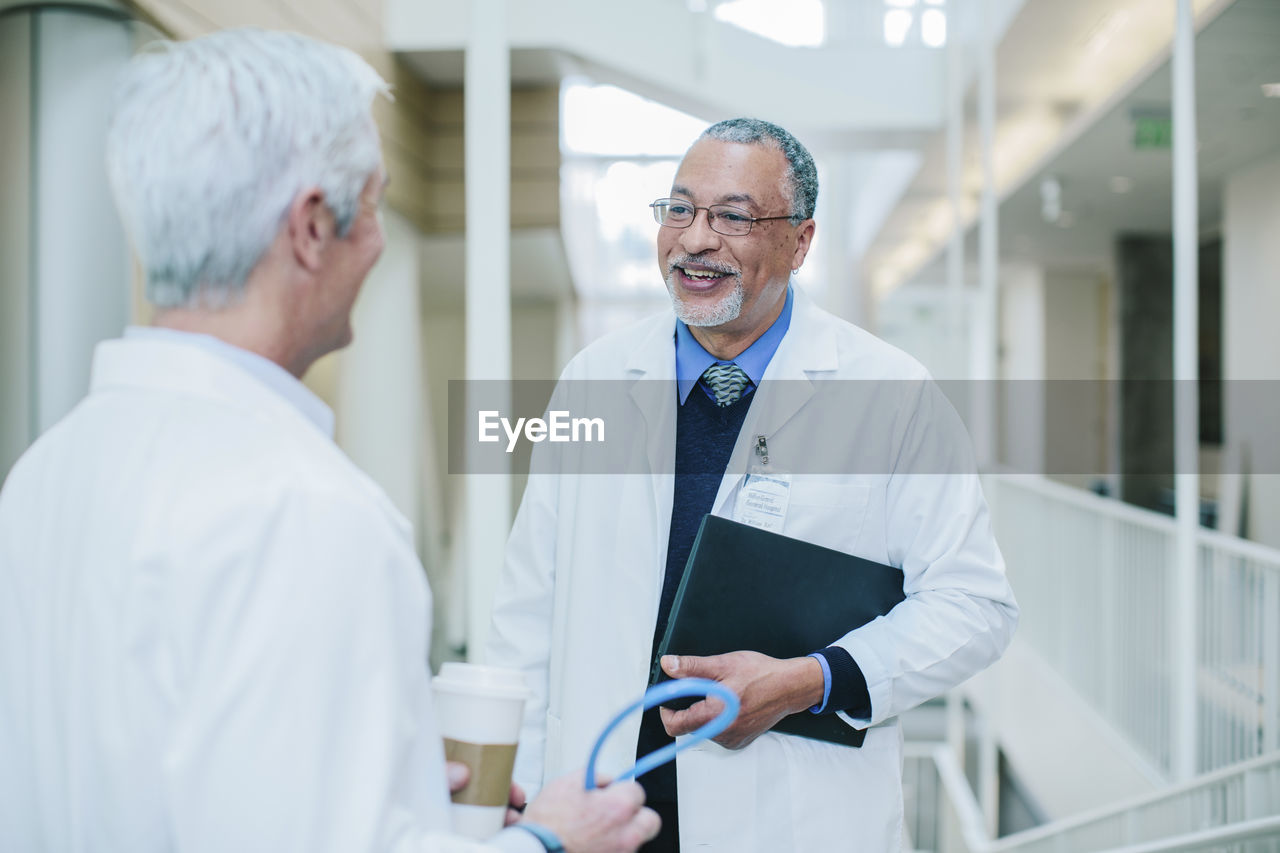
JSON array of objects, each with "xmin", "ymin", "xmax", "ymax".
[{"xmin": 517, "ymin": 821, "xmax": 565, "ymax": 852}]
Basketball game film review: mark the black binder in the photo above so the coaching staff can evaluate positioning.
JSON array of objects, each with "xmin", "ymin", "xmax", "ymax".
[{"xmin": 649, "ymin": 514, "xmax": 905, "ymax": 747}]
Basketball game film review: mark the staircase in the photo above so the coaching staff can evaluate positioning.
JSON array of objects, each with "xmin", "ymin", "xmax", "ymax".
[
  {"xmin": 903, "ymin": 473, "xmax": 1280, "ymax": 851},
  {"xmin": 905, "ymin": 745, "xmax": 1280, "ymax": 852}
]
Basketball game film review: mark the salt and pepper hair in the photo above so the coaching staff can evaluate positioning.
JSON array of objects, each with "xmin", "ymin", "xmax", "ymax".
[
  {"xmin": 700, "ymin": 118, "xmax": 818, "ymax": 225},
  {"xmin": 105, "ymin": 28, "xmax": 389, "ymax": 309}
]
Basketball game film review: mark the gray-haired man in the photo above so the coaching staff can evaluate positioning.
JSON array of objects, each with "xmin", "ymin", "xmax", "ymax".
[{"xmin": 0, "ymin": 28, "xmax": 657, "ymax": 853}]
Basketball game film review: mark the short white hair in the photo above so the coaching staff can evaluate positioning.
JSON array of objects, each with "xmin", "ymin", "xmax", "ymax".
[{"xmin": 106, "ymin": 28, "xmax": 390, "ymax": 309}]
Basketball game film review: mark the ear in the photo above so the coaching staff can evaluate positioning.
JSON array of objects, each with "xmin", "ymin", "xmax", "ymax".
[
  {"xmin": 790, "ymin": 219, "xmax": 816, "ymax": 272},
  {"xmin": 286, "ymin": 187, "xmax": 334, "ymax": 273}
]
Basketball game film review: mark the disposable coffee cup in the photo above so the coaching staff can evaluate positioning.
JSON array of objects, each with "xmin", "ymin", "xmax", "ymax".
[{"xmin": 433, "ymin": 662, "xmax": 531, "ymax": 839}]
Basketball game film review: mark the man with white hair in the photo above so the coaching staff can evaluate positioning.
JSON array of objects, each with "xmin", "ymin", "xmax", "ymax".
[{"xmin": 0, "ymin": 28, "xmax": 657, "ymax": 853}]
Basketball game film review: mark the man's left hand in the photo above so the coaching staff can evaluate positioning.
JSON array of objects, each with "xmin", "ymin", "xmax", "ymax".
[{"xmin": 657, "ymin": 651, "xmax": 824, "ymax": 750}]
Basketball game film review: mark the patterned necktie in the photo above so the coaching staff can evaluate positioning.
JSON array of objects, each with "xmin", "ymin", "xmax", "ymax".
[{"xmin": 701, "ymin": 362, "xmax": 751, "ymax": 407}]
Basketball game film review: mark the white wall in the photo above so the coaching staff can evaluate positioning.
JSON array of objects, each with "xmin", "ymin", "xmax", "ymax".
[
  {"xmin": 998, "ymin": 264, "xmax": 1046, "ymax": 475},
  {"xmin": 1223, "ymin": 151, "xmax": 1280, "ymax": 548},
  {"xmin": 875, "ymin": 283, "xmax": 959, "ymax": 380},
  {"xmin": 336, "ymin": 210, "xmax": 425, "ymax": 547},
  {"xmin": 420, "ymin": 303, "xmax": 467, "ymax": 660},
  {"xmin": 1043, "ymin": 270, "xmax": 1110, "ymax": 488}
]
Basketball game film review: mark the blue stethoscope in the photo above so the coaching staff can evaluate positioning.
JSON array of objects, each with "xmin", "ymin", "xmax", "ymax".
[{"xmin": 584, "ymin": 678, "xmax": 740, "ymax": 790}]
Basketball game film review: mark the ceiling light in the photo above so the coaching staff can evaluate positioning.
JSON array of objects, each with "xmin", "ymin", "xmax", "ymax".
[
  {"xmin": 1109, "ymin": 176, "xmax": 1134, "ymax": 194},
  {"xmin": 1263, "ymin": 83, "xmax": 1280, "ymax": 98}
]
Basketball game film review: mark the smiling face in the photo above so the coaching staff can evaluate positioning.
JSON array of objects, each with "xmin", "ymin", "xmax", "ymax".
[{"xmin": 659, "ymin": 138, "xmax": 814, "ymax": 357}]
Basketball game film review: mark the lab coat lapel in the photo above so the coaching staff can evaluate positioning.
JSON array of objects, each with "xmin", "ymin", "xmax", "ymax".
[
  {"xmin": 624, "ymin": 316, "xmax": 678, "ymax": 581},
  {"xmin": 709, "ymin": 288, "xmax": 838, "ymax": 516}
]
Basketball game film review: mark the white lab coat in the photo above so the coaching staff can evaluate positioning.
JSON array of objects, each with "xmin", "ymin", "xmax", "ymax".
[
  {"xmin": 0, "ymin": 337, "xmax": 538, "ymax": 853},
  {"xmin": 488, "ymin": 288, "xmax": 1018, "ymax": 851}
]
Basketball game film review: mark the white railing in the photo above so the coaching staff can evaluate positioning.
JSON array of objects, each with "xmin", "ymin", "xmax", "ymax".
[
  {"xmin": 905, "ymin": 743, "xmax": 1280, "ymax": 853},
  {"xmin": 983, "ymin": 474, "xmax": 1280, "ymax": 778}
]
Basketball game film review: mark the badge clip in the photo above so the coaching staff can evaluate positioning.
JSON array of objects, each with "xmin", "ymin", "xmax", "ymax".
[{"xmin": 755, "ymin": 434, "xmax": 769, "ymax": 466}]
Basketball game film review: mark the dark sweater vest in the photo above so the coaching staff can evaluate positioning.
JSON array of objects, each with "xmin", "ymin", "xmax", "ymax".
[{"xmin": 635, "ymin": 384, "xmax": 754, "ymax": 807}]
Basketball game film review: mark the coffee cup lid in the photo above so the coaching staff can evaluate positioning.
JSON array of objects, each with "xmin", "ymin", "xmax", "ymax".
[{"xmin": 433, "ymin": 662, "xmax": 531, "ymax": 701}]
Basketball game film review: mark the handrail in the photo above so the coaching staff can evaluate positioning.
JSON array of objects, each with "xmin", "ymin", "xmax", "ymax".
[
  {"xmin": 905, "ymin": 743, "xmax": 1280, "ymax": 853},
  {"xmin": 986, "ymin": 751, "xmax": 1280, "ymax": 849},
  {"xmin": 1094, "ymin": 815, "xmax": 1280, "ymax": 853},
  {"xmin": 984, "ymin": 470, "xmax": 1178, "ymax": 533},
  {"xmin": 926, "ymin": 743, "xmax": 990, "ymax": 851},
  {"xmin": 1197, "ymin": 524, "xmax": 1280, "ymax": 563},
  {"xmin": 985, "ymin": 471, "xmax": 1280, "ymax": 565}
]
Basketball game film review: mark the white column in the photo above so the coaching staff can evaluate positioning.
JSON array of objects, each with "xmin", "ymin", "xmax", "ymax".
[
  {"xmin": 1171, "ymin": 0, "xmax": 1200, "ymax": 783},
  {"xmin": 945, "ymin": 0, "xmax": 966, "ymax": 376},
  {"xmin": 972, "ymin": 0, "xmax": 999, "ymax": 467},
  {"xmin": 33, "ymin": 8, "xmax": 134, "ymax": 434},
  {"xmin": 946, "ymin": 691, "xmax": 966, "ymax": 782},
  {"xmin": 464, "ymin": 0, "xmax": 511, "ymax": 662},
  {"xmin": 0, "ymin": 11, "xmax": 34, "ymax": 477}
]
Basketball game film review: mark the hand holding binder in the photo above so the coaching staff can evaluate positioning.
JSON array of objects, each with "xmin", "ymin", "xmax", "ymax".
[
  {"xmin": 649, "ymin": 514, "xmax": 906, "ymax": 748},
  {"xmin": 655, "ymin": 650, "xmax": 828, "ymax": 750}
]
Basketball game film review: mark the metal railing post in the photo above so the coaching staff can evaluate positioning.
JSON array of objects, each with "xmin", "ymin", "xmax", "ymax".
[{"xmin": 1170, "ymin": 0, "xmax": 1201, "ymax": 783}]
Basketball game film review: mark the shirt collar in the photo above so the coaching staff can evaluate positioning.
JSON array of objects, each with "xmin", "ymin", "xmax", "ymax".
[
  {"xmin": 674, "ymin": 284, "xmax": 794, "ymax": 404},
  {"xmin": 124, "ymin": 326, "xmax": 335, "ymax": 438}
]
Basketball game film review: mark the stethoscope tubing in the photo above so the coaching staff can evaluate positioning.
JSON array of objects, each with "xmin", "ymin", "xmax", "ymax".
[{"xmin": 584, "ymin": 678, "xmax": 740, "ymax": 790}]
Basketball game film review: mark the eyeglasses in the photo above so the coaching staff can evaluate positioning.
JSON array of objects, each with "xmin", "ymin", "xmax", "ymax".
[{"xmin": 649, "ymin": 198, "xmax": 795, "ymax": 237}]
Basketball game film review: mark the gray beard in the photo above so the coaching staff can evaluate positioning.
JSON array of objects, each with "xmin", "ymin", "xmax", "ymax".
[{"xmin": 665, "ymin": 272, "xmax": 745, "ymax": 328}]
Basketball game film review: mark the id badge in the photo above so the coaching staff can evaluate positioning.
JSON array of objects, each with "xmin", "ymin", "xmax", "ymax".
[{"xmin": 734, "ymin": 472, "xmax": 792, "ymax": 533}]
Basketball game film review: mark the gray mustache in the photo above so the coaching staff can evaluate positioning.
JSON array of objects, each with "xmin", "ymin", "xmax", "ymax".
[{"xmin": 667, "ymin": 255, "xmax": 741, "ymax": 278}]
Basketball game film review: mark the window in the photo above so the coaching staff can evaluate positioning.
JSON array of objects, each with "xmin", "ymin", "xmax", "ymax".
[
  {"xmin": 883, "ymin": 0, "xmax": 947, "ymax": 48},
  {"xmin": 560, "ymin": 83, "xmax": 705, "ymax": 302}
]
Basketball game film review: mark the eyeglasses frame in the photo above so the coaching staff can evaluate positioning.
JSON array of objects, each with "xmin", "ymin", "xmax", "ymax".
[{"xmin": 649, "ymin": 198, "xmax": 798, "ymax": 237}]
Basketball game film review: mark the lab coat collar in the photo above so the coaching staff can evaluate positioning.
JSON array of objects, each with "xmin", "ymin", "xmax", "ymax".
[
  {"xmin": 707, "ymin": 286, "xmax": 840, "ymax": 515},
  {"xmin": 765, "ymin": 284, "xmax": 840, "ymax": 379},
  {"xmin": 623, "ymin": 311, "xmax": 679, "ymax": 378},
  {"xmin": 90, "ymin": 336, "xmax": 337, "ymax": 440}
]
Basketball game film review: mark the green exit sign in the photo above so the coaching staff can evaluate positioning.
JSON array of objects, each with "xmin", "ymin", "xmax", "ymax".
[{"xmin": 1134, "ymin": 116, "xmax": 1173, "ymax": 149}]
